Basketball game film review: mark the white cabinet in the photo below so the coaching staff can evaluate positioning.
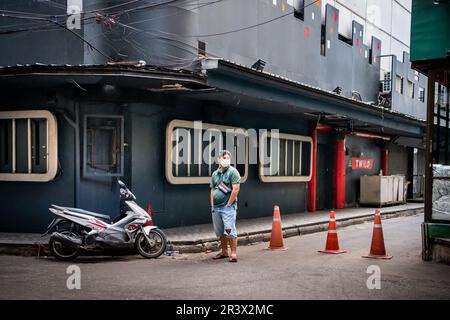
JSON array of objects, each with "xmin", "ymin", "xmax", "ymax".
[{"xmin": 360, "ymin": 175, "xmax": 406, "ymax": 206}]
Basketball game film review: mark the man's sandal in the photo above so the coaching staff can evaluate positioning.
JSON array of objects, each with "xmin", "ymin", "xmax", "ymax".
[
  {"xmin": 229, "ymin": 256, "xmax": 238, "ymax": 263},
  {"xmin": 212, "ymin": 254, "xmax": 229, "ymax": 260}
]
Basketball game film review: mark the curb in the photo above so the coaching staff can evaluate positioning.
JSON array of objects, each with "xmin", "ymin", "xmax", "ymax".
[
  {"xmin": 0, "ymin": 242, "xmax": 49, "ymax": 257},
  {"xmin": 0, "ymin": 207, "xmax": 423, "ymax": 256},
  {"xmin": 170, "ymin": 207, "xmax": 424, "ymax": 253}
]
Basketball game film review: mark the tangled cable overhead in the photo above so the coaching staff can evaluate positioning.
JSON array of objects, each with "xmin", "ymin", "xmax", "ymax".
[{"xmin": 0, "ymin": 0, "xmax": 320, "ymax": 69}]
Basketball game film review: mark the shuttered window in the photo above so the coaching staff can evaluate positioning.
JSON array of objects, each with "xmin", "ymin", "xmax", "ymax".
[
  {"xmin": 259, "ymin": 131, "xmax": 312, "ymax": 182},
  {"xmin": 0, "ymin": 110, "xmax": 58, "ymax": 182},
  {"xmin": 165, "ymin": 120, "xmax": 248, "ymax": 184}
]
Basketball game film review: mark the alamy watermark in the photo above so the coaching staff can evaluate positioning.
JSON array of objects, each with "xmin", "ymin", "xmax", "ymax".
[
  {"xmin": 66, "ymin": 265, "xmax": 81, "ymax": 290},
  {"xmin": 66, "ymin": 1, "xmax": 82, "ymax": 30},
  {"xmin": 366, "ymin": 265, "xmax": 381, "ymax": 290},
  {"xmin": 171, "ymin": 121, "xmax": 281, "ymax": 167}
]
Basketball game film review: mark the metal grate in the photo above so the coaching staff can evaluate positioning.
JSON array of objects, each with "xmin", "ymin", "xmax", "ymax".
[{"xmin": 0, "ymin": 110, "xmax": 58, "ymax": 182}]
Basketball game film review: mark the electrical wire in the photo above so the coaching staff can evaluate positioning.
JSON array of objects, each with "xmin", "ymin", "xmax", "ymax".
[
  {"xmin": 0, "ymin": 0, "xmax": 152, "ymax": 18},
  {"xmin": 94, "ymin": 0, "xmax": 316, "ymax": 40},
  {"xmin": 127, "ymin": 0, "xmax": 225, "ymax": 26},
  {"xmin": 108, "ymin": 19, "xmax": 200, "ymax": 56},
  {"xmin": 109, "ymin": 0, "xmax": 320, "ymax": 68},
  {"xmin": 0, "ymin": 11, "xmax": 202, "ymax": 68},
  {"xmin": 0, "ymin": 0, "xmax": 201, "ymax": 35},
  {"xmin": 0, "ymin": 14, "xmax": 97, "ymax": 35},
  {"xmin": 83, "ymin": 16, "xmax": 204, "ymax": 68},
  {"xmin": 92, "ymin": 0, "xmax": 318, "ymax": 57},
  {"xmin": 0, "ymin": 0, "xmax": 320, "ymax": 69},
  {"xmin": 110, "ymin": 0, "xmax": 320, "ymax": 68},
  {"xmin": 0, "ymin": 13, "xmax": 112, "ymax": 60},
  {"xmin": 192, "ymin": 0, "xmax": 321, "ymax": 37},
  {"xmin": 0, "ymin": 0, "xmax": 185, "ymax": 34}
]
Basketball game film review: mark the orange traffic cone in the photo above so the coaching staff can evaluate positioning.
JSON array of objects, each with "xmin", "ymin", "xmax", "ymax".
[
  {"xmin": 363, "ymin": 209, "xmax": 392, "ymax": 259},
  {"xmin": 268, "ymin": 206, "xmax": 287, "ymax": 250},
  {"xmin": 319, "ymin": 211, "xmax": 346, "ymax": 254},
  {"xmin": 147, "ymin": 202, "xmax": 154, "ymax": 226}
]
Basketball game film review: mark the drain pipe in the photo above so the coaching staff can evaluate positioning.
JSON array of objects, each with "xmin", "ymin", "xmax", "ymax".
[
  {"xmin": 74, "ymin": 102, "xmax": 80, "ymax": 207},
  {"xmin": 63, "ymin": 101, "xmax": 80, "ymax": 207},
  {"xmin": 308, "ymin": 128, "xmax": 318, "ymax": 212}
]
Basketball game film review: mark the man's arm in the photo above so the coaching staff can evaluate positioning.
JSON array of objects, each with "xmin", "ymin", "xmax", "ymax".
[
  {"xmin": 226, "ymin": 184, "xmax": 240, "ymax": 207},
  {"xmin": 210, "ymin": 188, "xmax": 215, "ymax": 208}
]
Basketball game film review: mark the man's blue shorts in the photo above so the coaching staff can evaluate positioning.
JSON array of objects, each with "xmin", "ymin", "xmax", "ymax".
[{"xmin": 212, "ymin": 205, "xmax": 237, "ymax": 239}]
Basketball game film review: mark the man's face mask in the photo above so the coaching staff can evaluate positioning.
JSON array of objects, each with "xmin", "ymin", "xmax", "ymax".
[{"xmin": 220, "ymin": 157, "xmax": 231, "ymax": 168}]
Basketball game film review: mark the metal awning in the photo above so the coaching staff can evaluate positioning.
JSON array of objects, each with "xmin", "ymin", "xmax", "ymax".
[
  {"xmin": 393, "ymin": 136, "xmax": 425, "ymax": 149},
  {"xmin": 0, "ymin": 64, "xmax": 209, "ymax": 91},
  {"xmin": 0, "ymin": 62, "xmax": 425, "ymax": 138},
  {"xmin": 201, "ymin": 59, "xmax": 425, "ymax": 138}
]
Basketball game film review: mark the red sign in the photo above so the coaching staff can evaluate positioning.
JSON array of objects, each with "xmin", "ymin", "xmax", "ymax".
[{"xmin": 351, "ymin": 158, "xmax": 374, "ymax": 170}]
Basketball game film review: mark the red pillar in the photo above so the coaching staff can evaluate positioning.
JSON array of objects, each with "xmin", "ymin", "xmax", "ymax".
[
  {"xmin": 334, "ymin": 138, "xmax": 346, "ymax": 209},
  {"xmin": 308, "ymin": 128, "xmax": 318, "ymax": 212},
  {"xmin": 381, "ymin": 148, "xmax": 389, "ymax": 176}
]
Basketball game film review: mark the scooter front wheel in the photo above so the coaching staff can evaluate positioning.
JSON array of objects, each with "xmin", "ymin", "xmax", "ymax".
[{"xmin": 135, "ymin": 229, "xmax": 167, "ymax": 259}]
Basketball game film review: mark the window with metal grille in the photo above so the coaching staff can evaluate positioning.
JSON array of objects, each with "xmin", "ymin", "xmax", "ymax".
[
  {"xmin": 83, "ymin": 115, "xmax": 124, "ymax": 176},
  {"xmin": 382, "ymin": 72, "xmax": 392, "ymax": 92},
  {"xmin": 165, "ymin": 120, "xmax": 248, "ymax": 184},
  {"xmin": 259, "ymin": 131, "xmax": 312, "ymax": 182},
  {"xmin": 419, "ymin": 87, "xmax": 425, "ymax": 103},
  {"xmin": 0, "ymin": 110, "xmax": 58, "ymax": 182}
]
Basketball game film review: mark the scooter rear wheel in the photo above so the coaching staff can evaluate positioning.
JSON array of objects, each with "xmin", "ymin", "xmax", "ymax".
[
  {"xmin": 49, "ymin": 231, "xmax": 80, "ymax": 261},
  {"xmin": 135, "ymin": 229, "xmax": 167, "ymax": 259}
]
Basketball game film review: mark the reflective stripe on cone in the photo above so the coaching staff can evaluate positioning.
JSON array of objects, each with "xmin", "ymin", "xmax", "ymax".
[
  {"xmin": 363, "ymin": 209, "xmax": 393, "ymax": 259},
  {"xmin": 268, "ymin": 205, "xmax": 287, "ymax": 251},
  {"xmin": 319, "ymin": 211, "xmax": 346, "ymax": 254}
]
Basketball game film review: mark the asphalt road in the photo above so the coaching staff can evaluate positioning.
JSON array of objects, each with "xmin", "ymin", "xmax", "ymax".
[{"xmin": 0, "ymin": 214, "xmax": 449, "ymax": 300}]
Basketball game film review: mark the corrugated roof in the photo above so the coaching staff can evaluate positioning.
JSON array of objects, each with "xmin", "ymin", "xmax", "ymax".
[
  {"xmin": 0, "ymin": 61, "xmax": 426, "ymax": 124},
  {"xmin": 216, "ymin": 59, "xmax": 426, "ymax": 123}
]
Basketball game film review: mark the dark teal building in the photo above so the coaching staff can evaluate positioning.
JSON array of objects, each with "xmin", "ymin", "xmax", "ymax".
[{"xmin": 0, "ymin": 0, "xmax": 426, "ymax": 232}]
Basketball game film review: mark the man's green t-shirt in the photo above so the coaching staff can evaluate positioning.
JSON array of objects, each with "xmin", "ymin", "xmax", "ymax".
[{"xmin": 210, "ymin": 166, "xmax": 241, "ymax": 208}]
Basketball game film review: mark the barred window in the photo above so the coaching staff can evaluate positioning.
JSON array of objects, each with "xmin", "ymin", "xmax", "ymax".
[
  {"xmin": 259, "ymin": 131, "xmax": 312, "ymax": 182},
  {"xmin": 419, "ymin": 87, "xmax": 425, "ymax": 103},
  {"xmin": 165, "ymin": 119, "xmax": 248, "ymax": 184},
  {"xmin": 0, "ymin": 110, "xmax": 58, "ymax": 182},
  {"xmin": 395, "ymin": 75, "xmax": 403, "ymax": 94}
]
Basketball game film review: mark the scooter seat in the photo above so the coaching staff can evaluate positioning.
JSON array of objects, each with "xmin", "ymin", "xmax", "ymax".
[{"xmin": 51, "ymin": 204, "xmax": 111, "ymax": 222}]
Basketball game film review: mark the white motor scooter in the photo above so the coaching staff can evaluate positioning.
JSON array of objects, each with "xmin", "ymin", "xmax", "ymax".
[{"xmin": 43, "ymin": 180, "xmax": 167, "ymax": 261}]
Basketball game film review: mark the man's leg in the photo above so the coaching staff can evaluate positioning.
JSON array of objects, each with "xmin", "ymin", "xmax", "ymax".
[
  {"xmin": 229, "ymin": 237, "xmax": 237, "ymax": 259},
  {"xmin": 223, "ymin": 207, "xmax": 238, "ymax": 261},
  {"xmin": 220, "ymin": 236, "xmax": 229, "ymax": 256},
  {"xmin": 212, "ymin": 208, "xmax": 228, "ymax": 258}
]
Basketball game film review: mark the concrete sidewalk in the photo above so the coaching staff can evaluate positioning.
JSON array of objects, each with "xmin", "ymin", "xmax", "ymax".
[
  {"xmin": 165, "ymin": 203, "xmax": 424, "ymax": 252},
  {"xmin": 0, "ymin": 203, "xmax": 423, "ymax": 256}
]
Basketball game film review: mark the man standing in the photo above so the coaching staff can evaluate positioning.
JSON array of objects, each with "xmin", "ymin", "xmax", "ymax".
[{"xmin": 210, "ymin": 150, "xmax": 241, "ymax": 263}]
